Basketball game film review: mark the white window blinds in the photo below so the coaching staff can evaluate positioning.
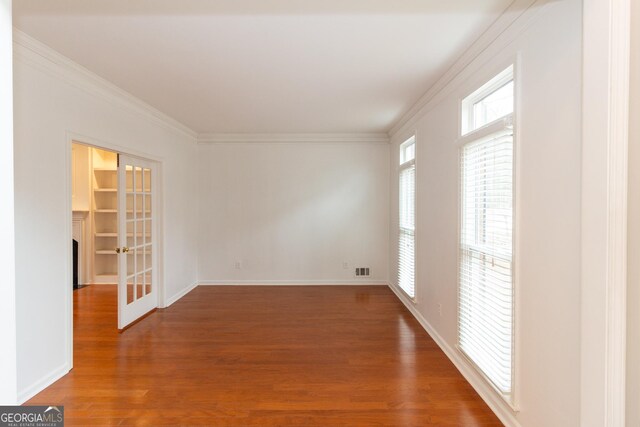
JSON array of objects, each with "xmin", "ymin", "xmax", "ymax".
[
  {"xmin": 398, "ymin": 142, "xmax": 415, "ymax": 298},
  {"xmin": 459, "ymin": 129, "xmax": 514, "ymax": 395}
]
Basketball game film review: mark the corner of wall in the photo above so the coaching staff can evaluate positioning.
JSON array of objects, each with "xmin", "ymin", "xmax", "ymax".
[
  {"xmin": 17, "ymin": 363, "xmax": 69, "ymax": 405},
  {"xmin": 387, "ymin": 283, "xmax": 522, "ymax": 427},
  {"xmin": 164, "ymin": 281, "xmax": 198, "ymax": 308}
]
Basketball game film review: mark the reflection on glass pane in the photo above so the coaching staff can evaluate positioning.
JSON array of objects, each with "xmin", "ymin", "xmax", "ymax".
[
  {"xmin": 127, "ymin": 276, "xmax": 134, "ymax": 304},
  {"xmin": 126, "ymin": 194, "xmax": 135, "ymax": 220},
  {"xmin": 145, "ymin": 247, "xmax": 152, "ymax": 272},
  {"xmin": 403, "ymin": 143, "xmax": 415, "ymax": 163},
  {"xmin": 399, "ymin": 137, "xmax": 415, "ymax": 165},
  {"xmin": 144, "ymin": 168, "xmax": 151, "ymax": 192},
  {"xmin": 145, "ymin": 271, "xmax": 152, "ymax": 296},
  {"xmin": 127, "ymin": 221, "xmax": 137, "ymax": 253},
  {"xmin": 135, "ymin": 167, "xmax": 143, "ymax": 192},
  {"xmin": 145, "ymin": 220, "xmax": 152, "ymax": 243},
  {"xmin": 126, "ymin": 165, "xmax": 134, "ymax": 192},
  {"xmin": 127, "ymin": 252, "xmax": 135, "ymax": 276},
  {"xmin": 138, "ymin": 220, "xmax": 145, "ymax": 248},
  {"xmin": 136, "ymin": 274, "xmax": 143, "ymax": 300},
  {"xmin": 135, "ymin": 194, "xmax": 143, "ymax": 217},
  {"xmin": 472, "ymin": 81, "xmax": 514, "ymax": 130},
  {"xmin": 126, "ymin": 194, "xmax": 133, "ymax": 212},
  {"xmin": 133, "ymin": 272, "xmax": 138, "ymax": 301},
  {"xmin": 136, "ymin": 253, "xmax": 146, "ymax": 273},
  {"xmin": 136, "ymin": 220, "xmax": 145, "ymax": 247},
  {"xmin": 145, "ymin": 195, "xmax": 152, "ymax": 218},
  {"xmin": 127, "ymin": 234, "xmax": 135, "ymax": 249}
]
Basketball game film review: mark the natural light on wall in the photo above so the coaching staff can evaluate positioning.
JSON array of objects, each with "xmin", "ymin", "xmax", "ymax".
[
  {"xmin": 458, "ymin": 65, "xmax": 515, "ymax": 399},
  {"xmin": 398, "ymin": 136, "xmax": 416, "ymax": 299}
]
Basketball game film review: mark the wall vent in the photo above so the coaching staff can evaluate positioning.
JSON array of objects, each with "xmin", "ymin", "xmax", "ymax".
[{"xmin": 355, "ymin": 267, "xmax": 370, "ymax": 277}]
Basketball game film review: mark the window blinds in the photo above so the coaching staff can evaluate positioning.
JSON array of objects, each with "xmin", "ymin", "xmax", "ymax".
[
  {"xmin": 399, "ymin": 163, "xmax": 415, "ymax": 298},
  {"xmin": 459, "ymin": 130, "xmax": 514, "ymax": 394}
]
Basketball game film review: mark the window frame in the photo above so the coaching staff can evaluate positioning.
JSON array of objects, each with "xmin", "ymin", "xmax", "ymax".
[
  {"xmin": 461, "ymin": 65, "xmax": 514, "ymax": 136},
  {"xmin": 457, "ymin": 63, "xmax": 519, "ymax": 410},
  {"xmin": 398, "ymin": 135, "xmax": 416, "ymax": 301}
]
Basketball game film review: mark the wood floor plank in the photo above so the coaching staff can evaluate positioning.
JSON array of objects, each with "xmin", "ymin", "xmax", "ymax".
[{"xmin": 26, "ymin": 285, "xmax": 502, "ymax": 426}]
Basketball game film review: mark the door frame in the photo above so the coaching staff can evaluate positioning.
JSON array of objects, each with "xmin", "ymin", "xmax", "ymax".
[
  {"xmin": 65, "ymin": 132, "xmax": 165, "ymax": 370},
  {"xmin": 581, "ymin": 0, "xmax": 631, "ymax": 425}
]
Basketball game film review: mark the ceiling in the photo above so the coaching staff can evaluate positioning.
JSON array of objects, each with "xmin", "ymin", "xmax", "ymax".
[{"xmin": 13, "ymin": 0, "xmax": 514, "ymax": 135}]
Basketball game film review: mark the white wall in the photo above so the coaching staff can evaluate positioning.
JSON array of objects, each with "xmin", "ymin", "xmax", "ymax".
[
  {"xmin": 388, "ymin": 1, "xmax": 581, "ymax": 426},
  {"xmin": 197, "ymin": 142, "xmax": 389, "ymax": 284},
  {"xmin": 627, "ymin": 0, "xmax": 640, "ymax": 423},
  {"xmin": 71, "ymin": 143, "xmax": 90, "ymax": 212},
  {"xmin": 0, "ymin": 0, "xmax": 17, "ymax": 405},
  {"xmin": 12, "ymin": 35, "xmax": 199, "ymax": 401}
]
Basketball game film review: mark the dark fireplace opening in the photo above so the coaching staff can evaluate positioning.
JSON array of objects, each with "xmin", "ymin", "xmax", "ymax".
[{"xmin": 73, "ymin": 239, "xmax": 78, "ymax": 290}]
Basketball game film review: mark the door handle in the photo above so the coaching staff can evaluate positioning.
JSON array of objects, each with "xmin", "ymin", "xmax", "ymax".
[
  {"xmin": 122, "ymin": 247, "xmax": 130, "ymax": 253},
  {"xmin": 115, "ymin": 247, "xmax": 121, "ymax": 254}
]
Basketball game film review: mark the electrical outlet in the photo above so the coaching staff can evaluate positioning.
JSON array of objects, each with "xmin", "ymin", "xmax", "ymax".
[{"xmin": 438, "ymin": 303, "xmax": 442, "ymax": 316}]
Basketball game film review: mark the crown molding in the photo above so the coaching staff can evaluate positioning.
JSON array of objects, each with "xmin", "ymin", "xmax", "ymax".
[
  {"xmin": 11, "ymin": 32, "xmax": 389, "ymax": 145},
  {"xmin": 12, "ymin": 29, "xmax": 198, "ymax": 142},
  {"xmin": 387, "ymin": 0, "xmax": 543, "ymax": 138},
  {"xmin": 197, "ymin": 133, "xmax": 390, "ymax": 144}
]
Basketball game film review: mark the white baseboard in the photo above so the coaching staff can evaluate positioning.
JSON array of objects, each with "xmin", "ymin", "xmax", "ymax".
[
  {"xmin": 198, "ymin": 280, "xmax": 388, "ymax": 286},
  {"xmin": 387, "ymin": 283, "xmax": 521, "ymax": 427},
  {"xmin": 164, "ymin": 281, "xmax": 198, "ymax": 307},
  {"xmin": 18, "ymin": 363, "xmax": 69, "ymax": 404}
]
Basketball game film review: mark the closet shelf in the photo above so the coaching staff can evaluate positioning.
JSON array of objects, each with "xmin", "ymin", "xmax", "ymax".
[
  {"xmin": 95, "ymin": 232, "xmax": 144, "ymax": 237},
  {"xmin": 96, "ymin": 250, "xmax": 151, "ymax": 255},
  {"xmin": 94, "ymin": 210, "xmax": 151, "ymax": 214},
  {"xmin": 91, "ymin": 147, "xmax": 119, "ymax": 282}
]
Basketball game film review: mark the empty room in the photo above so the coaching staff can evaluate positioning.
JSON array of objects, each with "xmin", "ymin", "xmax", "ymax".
[{"xmin": 1, "ymin": 0, "xmax": 639, "ymax": 426}]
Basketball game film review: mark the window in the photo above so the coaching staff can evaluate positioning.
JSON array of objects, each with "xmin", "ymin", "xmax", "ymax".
[
  {"xmin": 472, "ymin": 80, "xmax": 514, "ymax": 131},
  {"xmin": 398, "ymin": 136, "xmax": 415, "ymax": 299},
  {"xmin": 462, "ymin": 66, "xmax": 514, "ymax": 135},
  {"xmin": 458, "ymin": 66, "xmax": 515, "ymax": 398}
]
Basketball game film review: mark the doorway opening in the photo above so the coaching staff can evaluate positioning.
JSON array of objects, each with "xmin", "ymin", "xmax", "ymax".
[
  {"xmin": 71, "ymin": 143, "xmax": 119, "ymax": 288},
  {"xmin": 69, "ymin": 140, "xmax": 160, "ymax": 351}
]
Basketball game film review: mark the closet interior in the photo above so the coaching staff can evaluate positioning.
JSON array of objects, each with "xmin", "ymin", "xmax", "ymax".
[{"xmin": 71, "ymin": 143, "xmax": 118, "ymax": 286}]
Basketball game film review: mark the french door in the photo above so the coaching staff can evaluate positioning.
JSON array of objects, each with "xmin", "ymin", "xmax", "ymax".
[{"xmin": 116, "ymin": 154, "xmax": 158, "ymax": 329}]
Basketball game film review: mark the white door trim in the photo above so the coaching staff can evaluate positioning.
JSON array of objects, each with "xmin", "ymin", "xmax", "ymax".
[
  {"xmin": 65, "ymin": 133, "xmax": 165, "ymax": 370},
  {"xmin": 0, "ymin": 0, "xmax": 17, "ymax": 405},
  {"xmin": 581, "ymin": 0, "xmax": 630, "ymax": 425}
]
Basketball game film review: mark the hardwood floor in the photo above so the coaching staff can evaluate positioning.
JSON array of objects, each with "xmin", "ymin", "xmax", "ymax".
[{"xmin": 27, "ymin": 285, "xmax": 502, "ymax": 426}]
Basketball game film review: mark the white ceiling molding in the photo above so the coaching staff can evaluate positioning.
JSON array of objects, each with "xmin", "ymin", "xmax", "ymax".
[
  {"xmin": 12, "ymin": 29, "xmax": 198, "ymax": 142},
  {"xmin": 12, "ymin": 1, "xmax": 529, "ymax": 141},
  {"xmin": 197, "ymin": 133, "xmax": 390, "ymax": 144},
  {"xmin": 387, "ymin": 0, "xmax": 542, "ymax": 138}
]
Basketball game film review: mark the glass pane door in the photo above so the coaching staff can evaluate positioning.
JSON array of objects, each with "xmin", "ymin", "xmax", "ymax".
[{"xmin": 117, "ymin": 155, "xmax": 157, "ymax": 329}]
